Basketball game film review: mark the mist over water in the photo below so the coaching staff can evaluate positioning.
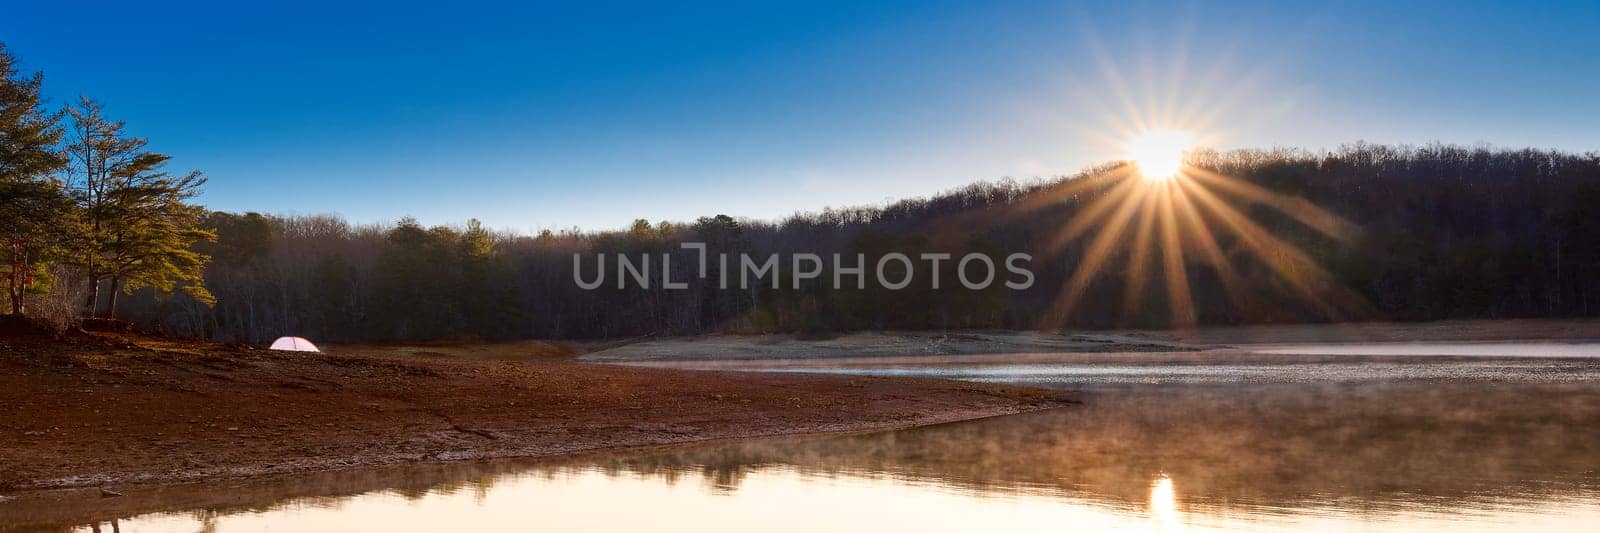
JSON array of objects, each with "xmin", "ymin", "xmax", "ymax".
[
  {"xmin": 631, "ymin": 342, "xmax": 1600, "ymax": 389},
  {"xmin": 11, "ymin": 343, "xmax": 1600, "ymax": 532}
]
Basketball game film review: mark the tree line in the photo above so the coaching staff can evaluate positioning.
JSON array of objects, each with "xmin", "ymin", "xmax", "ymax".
[
  {"xmin": 5, "ymin": 42, "xmax": 1598, "ymax": 341},
  {"xmin": 101, "ymin": 143, "xmax": 1600, "ymax": 343}
]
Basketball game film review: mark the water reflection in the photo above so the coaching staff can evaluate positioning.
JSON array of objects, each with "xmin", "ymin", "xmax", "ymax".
[
  {"xmin": 4, "ymin": 383, "xmax": 1599, "ymax": 532},
  {"xmin": 1149, "ymin": 475, "xmax": 1182, "ymax": 532}
]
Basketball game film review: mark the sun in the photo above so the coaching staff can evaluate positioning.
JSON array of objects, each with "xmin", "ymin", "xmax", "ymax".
[{"xmin": 1126, "ymin": 129, "xmax": 1192, "ymax": 181}]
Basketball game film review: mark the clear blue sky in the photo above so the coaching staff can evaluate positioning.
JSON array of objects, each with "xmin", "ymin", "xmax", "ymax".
[{"xmin": 3, "ymin": 1, "xmax": 1597, "ymax": 231}]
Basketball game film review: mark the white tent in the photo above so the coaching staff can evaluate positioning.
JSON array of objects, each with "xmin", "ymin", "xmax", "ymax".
[{"xmin": 269, "ymin": 336, "xmax": 321, "ymax": 352}]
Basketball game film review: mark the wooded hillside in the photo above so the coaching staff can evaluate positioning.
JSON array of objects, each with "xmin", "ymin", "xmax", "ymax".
[{"xmin": 111, "ymin": 145, "xmax": 1600, "ymax": 342}]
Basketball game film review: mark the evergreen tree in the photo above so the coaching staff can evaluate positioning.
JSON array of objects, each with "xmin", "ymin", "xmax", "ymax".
[
  {"xmin": 0, "ymin": 43, "xmax": 71, "ymax": 315},
  {"xmin": 66, "ymin": 97, "xmax": 214, "ymax": 318},
  {"xmin": 458, "ymin": 218, "xmax": 524, "ymax": 338}
]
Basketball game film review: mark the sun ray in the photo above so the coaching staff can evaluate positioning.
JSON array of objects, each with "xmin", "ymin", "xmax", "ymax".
[
  {"xmin": 1006, "ymin": 164, "xmax": 1130, "ymax": 218},
  {"xmin": 1036, "ymin": 162, "xmax": 1367, "ymax": 328},
  {"xmin": 1176, "ymin": 177, "xmax": 1352, "ymax": 318},
  {"xmin": 1186, "ymin": 167, "xmax": 1361, "ymax": 243},
  {"xmin": 1038, "ymin": 57, "xmax": 1365, "ymax": 330},
  {"xmin": 1158, "ymin": 29, "xmax": 1193, "ymax": 128},
  {"xmin": 1120, "ymin": 185, "xmax": 1163, "ymax": 316},
  {"xmin": 1171, "ymin": 182, "xmax": 1251, "ymax": 313},
  {"xmin": 1044, "ymin": 170, "xmax": 1143, "ymax": 254},
  {"xmin": 1157, "ymin": 183, "xmax": 1197, "ymax": 328},
  {"xmin": 1173, "ymin": 49, "xmax": 1238, "ymax": 128},
  {"xmin": 1084, "ymin": 35, "xmax": 1151, "ymax": 133},
  {"xmin": 1043, "ymin": 184, "xmax": 1152, "ymax": 326}
]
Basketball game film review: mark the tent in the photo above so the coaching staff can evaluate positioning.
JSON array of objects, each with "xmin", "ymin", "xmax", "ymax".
[{"xmin": 269, "ymin": 336, "xmax": 321, "ymax": 352}]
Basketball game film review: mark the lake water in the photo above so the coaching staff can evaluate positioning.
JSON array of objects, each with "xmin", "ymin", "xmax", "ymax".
[
  {"xmin": 622, "ymin": 341, "xmax": 1600, "ymax": 388},
  {"xmin": 8, "ymin": 343, "xmax": 1600, "ymax": 532}
]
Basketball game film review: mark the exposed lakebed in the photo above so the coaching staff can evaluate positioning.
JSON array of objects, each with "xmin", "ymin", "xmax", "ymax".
[{"xmin": 8, "ymin": 341, "xmax": 1600, "ymax": 532}]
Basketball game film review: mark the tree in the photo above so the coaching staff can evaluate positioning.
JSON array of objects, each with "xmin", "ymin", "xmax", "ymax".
[
  {"xmin": 691, "ymin": 214, "xmax": 749, "ymax": 328},
  {"xmin": 0, "ymin": 43, "xmax": 71, "ymax": 314},
  {"xmin": 66, "ymin": 97, "xmax": 214, "ymax": 318},
  {"xmin": 457, "ymin": 219, "xmax": 524, "ymax": 338},
  {"xmin": 0, "ymin": 181, "xmax": 74, "ymax": 314}
]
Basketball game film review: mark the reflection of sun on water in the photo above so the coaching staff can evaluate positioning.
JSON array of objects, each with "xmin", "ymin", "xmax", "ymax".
[{"xmin": 1149, "ymin": 474, "xmax": 1185, "ymax": 531}]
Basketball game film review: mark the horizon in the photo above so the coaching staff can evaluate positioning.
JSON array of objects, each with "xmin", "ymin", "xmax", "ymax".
[
  {"xmin": 3, "ymin": 0, "xmax": 1598, "ymax": 231},
  {"xmin": 196, "ymin": 140, "xmax": 1596, "ymax": 234}
]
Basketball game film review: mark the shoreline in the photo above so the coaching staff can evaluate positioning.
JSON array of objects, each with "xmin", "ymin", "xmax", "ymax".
[
  {"xmin": 5, "ymin": 318, "xmax": 1594, "ymax": 504},
  {"xmin": 0, "ymin": 405, "xmax": 1065, "ymax": 530},
  {"xmin": 14, "ymin": 401, "xmax": 1063, "ymax": 493},
  {"xmin": 0, "ymin": 330, "xmax": 1070, "ymax": 494}
]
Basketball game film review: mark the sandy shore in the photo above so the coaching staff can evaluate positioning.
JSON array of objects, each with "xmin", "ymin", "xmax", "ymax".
[{"xmin": 0, "ymin": 330, "xmax": 1069, "ymax": 493}]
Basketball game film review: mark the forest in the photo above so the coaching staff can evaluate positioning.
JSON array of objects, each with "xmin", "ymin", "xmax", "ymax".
[{"xmin": 4, "ymin": 43, "xmax": 1599, "ymax": 342}]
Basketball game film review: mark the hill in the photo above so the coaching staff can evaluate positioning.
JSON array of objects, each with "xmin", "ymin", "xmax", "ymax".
[{"xmin": 104, "ymin": 143, "xmax": 1600, "ymax": 341}]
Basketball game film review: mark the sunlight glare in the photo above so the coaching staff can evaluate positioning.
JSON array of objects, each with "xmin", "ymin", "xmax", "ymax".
[
  {"xmin": 1127, "ymin": 130, "xmax": 1192, "ymax": 181},
  {"xmin": 1149, "ymin": 474, "xmax": 1185, "ymax": 531}
]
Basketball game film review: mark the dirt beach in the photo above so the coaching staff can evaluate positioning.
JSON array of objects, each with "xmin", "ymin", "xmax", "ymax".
[
  {"xmin": 0, "ymin": 329, "xmax": 1069, "ymax": 493},
  {"xmin": 5, "ymin": 318, "xmax": 1592, "ymax": 495}
]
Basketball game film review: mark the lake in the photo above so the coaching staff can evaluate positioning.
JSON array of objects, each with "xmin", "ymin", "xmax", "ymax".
[{"xmin": 8, "ymin": 342, "xmax": 1600, "ymax": 532}]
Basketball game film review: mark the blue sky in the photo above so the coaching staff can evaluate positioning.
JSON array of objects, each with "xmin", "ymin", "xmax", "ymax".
[{"xmin": 3, "ymin": 1, "xmax": 1597, "ymax": 230}]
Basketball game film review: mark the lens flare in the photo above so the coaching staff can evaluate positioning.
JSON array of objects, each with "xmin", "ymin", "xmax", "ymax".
[
  {"xmin": 1017, "ymin": 35, "xmax": 1368, "ymax": 329},
  {"xmin": 1020, "ymin": 122, "xmax": 1364, "ymax": 330}
]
